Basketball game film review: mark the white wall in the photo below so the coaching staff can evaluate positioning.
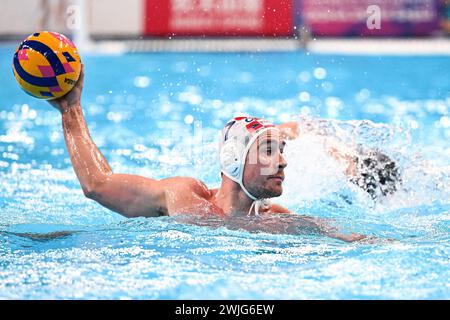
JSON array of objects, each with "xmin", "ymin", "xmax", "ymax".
[
  {"xmin": 0, "ymin": 0, "xmax": 144, "ymax": 37},
  {"xmin": 89, "ymin": 0, "xmax": 143, "ymax": 36},
  {"xmin": 0, "ymin": 0, "xmax": 46, "ymax": 34}
]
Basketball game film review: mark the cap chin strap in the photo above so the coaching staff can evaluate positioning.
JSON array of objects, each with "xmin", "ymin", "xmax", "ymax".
[
  {"xmin": 222, "ymin": 127, "xmax": 278, "ymax": 216},
  {"xmin": 220, "ymin": 170, "xmax": 261, "ymax": 216}
]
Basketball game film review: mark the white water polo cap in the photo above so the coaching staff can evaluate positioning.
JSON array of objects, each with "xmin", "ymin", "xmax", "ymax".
[{"xmin": 219, "ymin": 116, "xmax": 279, "ymax": 201}]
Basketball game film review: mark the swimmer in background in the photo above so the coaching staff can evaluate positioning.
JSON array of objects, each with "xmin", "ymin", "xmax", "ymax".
[
  {"xmin": 48, "ymin": 66, "xmax": 392, "ymax": 243},
  {"xmin": 277, "ymin": 120, "xmax": 402, "ymax": 201}
]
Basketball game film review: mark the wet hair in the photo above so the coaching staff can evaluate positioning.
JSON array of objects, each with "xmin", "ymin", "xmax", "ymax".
[{"xmin": 350, "ymin": 149, "xmax": 402, "ymax": 200}]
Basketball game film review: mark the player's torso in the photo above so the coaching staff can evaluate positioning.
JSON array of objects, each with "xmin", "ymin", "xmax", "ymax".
[
  {"xmin": 162, "ymin": 178, "xmax": 274, "ymax": 217},
  {"xmin": 162, "ymin": 178, "xmax": 224, "ymax": 216}
]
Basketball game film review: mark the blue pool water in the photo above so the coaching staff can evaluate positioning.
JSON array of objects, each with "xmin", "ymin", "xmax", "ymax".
[{"xmin": 0, "ymin": 46, "xmax": 449, "ymax": 299}]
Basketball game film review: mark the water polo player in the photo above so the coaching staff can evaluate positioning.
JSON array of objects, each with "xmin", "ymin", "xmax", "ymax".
[{"xmin": 48, "ymin": 65, "xmax": 373, "ymax": 243}]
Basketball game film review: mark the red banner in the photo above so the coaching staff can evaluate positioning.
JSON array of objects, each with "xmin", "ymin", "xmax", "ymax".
[{"xmin": 144, "ymin": 0, "xmax": 293, "ymax": 36}]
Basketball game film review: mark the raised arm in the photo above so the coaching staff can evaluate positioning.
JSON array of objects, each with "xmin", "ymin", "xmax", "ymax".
[
  {"xmin": 276, "ymin": 121, "xmax": 300, "ymax": 140},
  {"xmin": 276, "ymin": 121, "xmax": 358, "ymax": 176},
  {"xmin": 49, "ymin": 65, "xmax": 168, "ymax": 218}
]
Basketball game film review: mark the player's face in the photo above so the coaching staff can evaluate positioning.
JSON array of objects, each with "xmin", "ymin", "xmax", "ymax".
[{"xmin": 242, "ymin": 130, "xmax": 287, "ymax": 198}]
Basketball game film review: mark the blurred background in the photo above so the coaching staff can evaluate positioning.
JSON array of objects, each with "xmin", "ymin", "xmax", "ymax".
[{"xmin": 0, "ymin": 0, "xmax": 449, "ymax": 45}]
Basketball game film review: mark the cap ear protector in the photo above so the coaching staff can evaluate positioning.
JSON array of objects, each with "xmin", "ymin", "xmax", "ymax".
[{"xmin": 220, "ymin": 139, "xmax": 243, "ymax": 180}]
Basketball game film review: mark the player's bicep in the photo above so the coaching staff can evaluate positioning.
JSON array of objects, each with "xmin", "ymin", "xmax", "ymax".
[{"xmin": 88, "ymin": 173, "xmax": 169, "ymax": 218}]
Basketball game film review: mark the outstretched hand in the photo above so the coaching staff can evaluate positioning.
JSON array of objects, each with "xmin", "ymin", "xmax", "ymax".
[
  {"xmin": 340, "ymin": 233, "xmax": 399, "ymax": 244},
  {"xmin": 48, "ymin": 64, "xmax": 85, "ymax": 113}
]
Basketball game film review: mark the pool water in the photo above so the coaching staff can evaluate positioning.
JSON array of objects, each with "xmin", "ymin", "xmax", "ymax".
[{"xmin": 0, "ymin": 46, "xmax": 449, "ymax": 299}]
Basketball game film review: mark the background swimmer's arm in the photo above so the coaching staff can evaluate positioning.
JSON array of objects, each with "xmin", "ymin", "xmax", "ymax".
[
  {"xmin": 276, "ymin": 120, "xmax": 331, "ymax": 139},
  {"xmin": 277, "ymin": 121, "xmax": 358, "ymax": 176},
  {"xmin": 276, "ymin": 122, "xmax": 300, "ymax": 140},
  {"xmin": 48, "ymin": 65, "xmax": 168, "ymax": 218}
]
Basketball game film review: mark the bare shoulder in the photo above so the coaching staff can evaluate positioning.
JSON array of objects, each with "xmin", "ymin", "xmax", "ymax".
[{"xmin": 159, "ymin": 176, "xmax": 211, "ymax": 197}]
